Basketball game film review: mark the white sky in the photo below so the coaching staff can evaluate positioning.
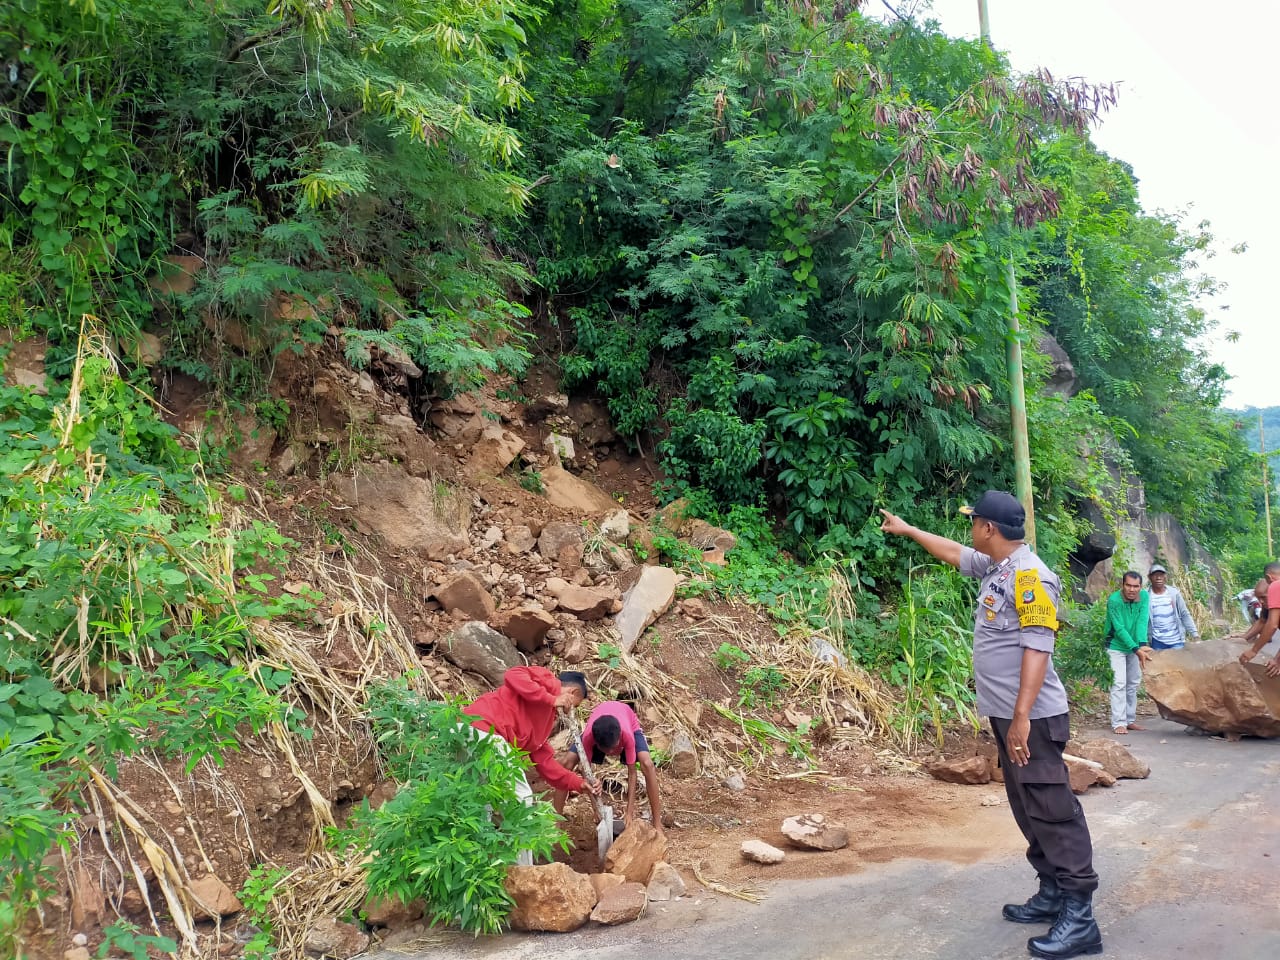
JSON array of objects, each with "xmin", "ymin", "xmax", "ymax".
[{"xmin": 874, "ymin": 0, "xmax": 1275, "ymax": 409}]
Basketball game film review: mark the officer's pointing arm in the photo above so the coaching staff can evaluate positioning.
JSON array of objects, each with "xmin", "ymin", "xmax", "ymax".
[{"xmin": 878, "ymin": 510, "xmax": 963, "ymax": 568}]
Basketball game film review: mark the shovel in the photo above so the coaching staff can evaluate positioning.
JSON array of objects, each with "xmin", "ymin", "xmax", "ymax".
[{"xmin": 558, "ymin": 708, "xmax": 616, "ymax": 863}]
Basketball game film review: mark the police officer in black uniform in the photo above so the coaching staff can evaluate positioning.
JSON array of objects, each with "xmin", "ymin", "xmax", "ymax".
[{"xmin": 881, "ymin": 491, "xmax": 1102, "ymax": 959}]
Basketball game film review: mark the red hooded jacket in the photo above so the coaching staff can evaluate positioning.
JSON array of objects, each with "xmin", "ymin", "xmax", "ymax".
[{"xmin": 463, "ymin": 666, "xmax": 585, "ymax": 793}]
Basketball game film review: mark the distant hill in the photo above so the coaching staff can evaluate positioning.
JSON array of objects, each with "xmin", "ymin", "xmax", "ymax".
[{"xmin": 1227, "ymin": 405, "xmax": 1280, "ymax": 458}]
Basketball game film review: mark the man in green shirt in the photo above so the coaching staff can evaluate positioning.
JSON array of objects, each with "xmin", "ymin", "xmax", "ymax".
[{"xmin": 1105, "ymin": 571, "xmax": 1152, "ymax": 734}]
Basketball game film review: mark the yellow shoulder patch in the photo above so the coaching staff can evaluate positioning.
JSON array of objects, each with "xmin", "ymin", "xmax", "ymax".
[{"xmin": 1014, "ymin": 569, "xmax": 1059, "ymax": 631}]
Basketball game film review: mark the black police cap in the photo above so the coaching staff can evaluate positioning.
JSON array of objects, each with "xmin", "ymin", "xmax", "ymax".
[{"xmin": 959, "ymin": 490, "xmax": 1026, "ymax": 528}]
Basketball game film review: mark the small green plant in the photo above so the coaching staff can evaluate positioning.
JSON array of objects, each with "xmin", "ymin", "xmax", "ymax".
[
  {"xmin": 597, "ymin": 642, "xmax": 622, "ymax": 669},
  {"xmin": 238, "ymin": 863, "xmax": 289, "ymax": 960},
  {"xmin": 96, "ymin": 919, "xmax": 178, "ymax": 960},
  {"xmin": 338, "ymin": 684, "xmax": 567, "ymax": 935},
  {"xmin": 518, "ymin": 468, "xmax": 544, "ymax": 494},
  {"xmin": 713, "ymin": 643, "xmax": 750, "ymax": 672},
  {"xmin": 738, "ymin": 666, "xmax": 787, "ymax": 709},
  {"xmin": 256, "ymin": 398, "xmax": 292, "ymax": 434}
]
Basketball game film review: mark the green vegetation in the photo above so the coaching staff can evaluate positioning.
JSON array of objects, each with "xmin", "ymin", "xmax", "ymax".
[
  {"xmin": 338, "ymin": 683, "xmax": 567, "ymax": 935},
  {"xmin": 1, "ymin": 0, "xmax": 1271, "ymax": 948}
]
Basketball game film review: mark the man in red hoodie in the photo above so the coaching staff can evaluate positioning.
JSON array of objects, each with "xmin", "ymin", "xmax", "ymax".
[{"xmin": 463, "ymin": 666, "xmax": 598, "ymax": 862}]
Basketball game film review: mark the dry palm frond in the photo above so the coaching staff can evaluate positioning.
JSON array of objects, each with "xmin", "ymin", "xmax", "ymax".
[{"xmin": 687, "ymin": 861, "xmax": 764, "ymax": 903}]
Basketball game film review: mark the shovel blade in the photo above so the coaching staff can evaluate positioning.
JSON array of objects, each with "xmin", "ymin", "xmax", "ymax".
[{"xmin": 596, "ymin": 805, "xmax": 615, "ymax": 862}]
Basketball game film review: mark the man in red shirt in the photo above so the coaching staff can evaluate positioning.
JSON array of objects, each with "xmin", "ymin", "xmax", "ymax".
[
  {"xmin": 463, "ymin": 666, "xmax": 599, "ymax": 862},
  {"xmin": 552, "ymin": 700, "xmax": 664, "ymax": 837},
  {"xmin": 1240, "ymin": 563, "xmax": 1280, "ymax": 672}
]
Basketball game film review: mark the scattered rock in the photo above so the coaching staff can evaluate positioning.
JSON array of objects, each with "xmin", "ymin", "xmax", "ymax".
[
  {"xmin": 303, "ymin": 918, "xmax": 369, "ymax": 959},
  {"xmin": 545, "ymin": 579, "xmax": 615, "ymax": 621},
  {"xmin": 1143, "ymin": 637, "xmax": 1280, "ymax": 736},
  {"xmin": 149, "ymin": 254, "xmax": 203, "ymax": 296},
  {"xmin": 504, "ymin": 863, "xmax": 597, "ymax": 932},
  {"xmin": 504, "ymin": 525, "xmax": 537, "ymax": 554},
  {"xmin": 589, "ymin": 872, "xmax": 626, "ymax": 900},
  {"xmin": 64, "ymin": 949, "xmax": 91, "ymax": 960},
  {"xmin": 70, "ymin": 866, "xmax": 105, "ymax": 928},
  {"xmin": 679, "ymin": 597, "xmax": 710, "ymax": 620},
  {"xmin": 809, "ymin": 636, "xmax": 848, "ymax": 667},
  {"xmin": 1066, "ymin": 757, "xmax": 1106, "ymax": 795},
  {"xmin": 466, "ymin": 423, "xmax": 526, "ymax": 477},
  {"xmin": 723, "ymin": 772, "xmax": 746, "ymax": 792},
  {"xmin": 362, "ymin": 894, "xmax": 424, "ymax": 927},
  {"xmin": 539, "ymin": 522, "xmax": 586, "ymax": 566},
  {"xmin": 189, "ymin": 874, "xmax": 243, "ymax": 919},
  {"xmin": 601, "ymin": 510, "xmax": 631, "ymax": 543},
  {"xmin": 645, "ymin": 862, "xmax": 685, "ymax": 901},
  {"xmin": 1066, "ymin": 738, "xmax": 1151, "ymax": 780},
  {"xmin": 668, "ymin": 731, "xmax": 698, "ymax": 778},
  {"xmin": 560, "ymin": 634, "xmax": 591, "ymax": 664},
  {"xmin": 493, "ymin": 604, "xmax": 557, "ymax": 653},
  {"xmin": 683, "ymin": 518, "xmax": 737, "ymax": 553},
  {"xmin": 616, "ymin": 566, "xmax": 678, "ymax": 654},
  {"xmin": 525, "ymin": 394, "xmax": 569, "ymax": 421},
  {"xmin": 927, "ymin": 756, "xmax": 992, "ymax": 785},
  {"xmin": 438, "ymin": 621, "xmax": 521, "ymax": 685},
  {"xmin": 781, "ymin": 813, "xmax": 849, "ymax": 851},
  {"xmin": 590, "ymin": 882, "xmax": 647, "ymax": 925},
  {"xmin": 539, "ymin": 462, "xmax": 620, "ymax": 516},
  {"xmin": 544, "ymin": 433, "xmax": 576, "ymax": 461},
  {"xmin": 603, "ymin": 820, "xmax": 669, "ymax": 883},
  {"xmin": 741, "ymin": 840, "xmax": 786, "ymax": 865},
  {"xmin": 432, "ymin": 571, "xmax": 497, "ymax": 621},
  {"xmin": 980, "ymin": 794, "xmax": 1007, "ymax": 807},
  {"xmin": 71, "ymin": 934, "xmax": 88, "ymax": 948}
]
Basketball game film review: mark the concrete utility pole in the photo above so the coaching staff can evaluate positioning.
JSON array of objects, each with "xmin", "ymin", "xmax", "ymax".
[
  {"xmin": 1262, "ymin": 412, "xmax": 1274, "ymax": 556},
  {"xmin": 976, "ymin": 1, "xmax": 1036, "ymax": 547}
]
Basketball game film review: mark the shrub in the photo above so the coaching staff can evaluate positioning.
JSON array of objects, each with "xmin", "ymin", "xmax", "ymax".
[{"xmin": 341, "ymin": 684, "xmax": 567, "ymax": 935}]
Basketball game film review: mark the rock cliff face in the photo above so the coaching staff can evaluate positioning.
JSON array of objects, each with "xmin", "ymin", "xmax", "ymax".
[{"xmin": 1036, "ymin": 331, "xmax": 1226, "ymax": 615}]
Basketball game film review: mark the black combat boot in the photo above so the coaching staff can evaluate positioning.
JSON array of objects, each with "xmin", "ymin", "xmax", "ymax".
[
  {"xmin": 1002, "ymin": 876, "xmax": 1062, "ymax": 924},
  {"xmin": 1027, "ymin": 894, "xmax": 1103, "ymax": 958}
]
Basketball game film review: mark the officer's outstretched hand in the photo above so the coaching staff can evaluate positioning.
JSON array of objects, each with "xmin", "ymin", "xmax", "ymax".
[{"xmin": 879, "ymin": 509, "xmax": 911, "ymax": 537}]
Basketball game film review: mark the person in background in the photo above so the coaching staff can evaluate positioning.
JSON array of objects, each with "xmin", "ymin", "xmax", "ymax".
[
  {"xmin": 1104, "ymin": 571, "xmax": 1152, "ymax": 735},
  {"xmin": 1145, "ymin": 564, "xmax": 1199, "ymax": 651},
  {"xmin": 1240, "ymin": 562, "xmax": 1280, "ymax": 673},
  {"xmin": 1234, "ymin": 578, "xmax": 1269, "ymax": 644}
]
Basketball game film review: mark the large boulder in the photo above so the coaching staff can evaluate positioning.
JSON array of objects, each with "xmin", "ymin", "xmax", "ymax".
[
  {"xmin": 438, "ymin": 621, "xmax": 521, "ymax": 685},
  {"xmin": 603, "ymin": 820, "xmax": 669, "ymax": 883},
  {"xmin": 1038, "ymin": 332, "xmax": 1078, "ymax": 398},
  {"xmin": 1143, "ymin": 637, "xmax": 1280, "ymax": 736},
  {"xmin": 1066, "ymin": 738, "xmax": 1151, "ymax": 779},
  {"xmin": 504, "ymin": 863, "xmax": 597, "ymax": 932},
  {"xmin": 616, "ymin": 566, "xmax": 678, "ymax": 653},
  {"xmin": 329, "ymin": 464, "xmax": 470, "ymax": 553},
  {"xmin": 781, "ymin": 813, "xmax": 848, "ymax": 851}
]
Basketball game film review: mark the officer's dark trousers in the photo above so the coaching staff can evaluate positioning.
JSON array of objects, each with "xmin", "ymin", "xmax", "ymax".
[{"xmin": 991, "ymin": 714, "xmax": 1099, "ymax": 896}]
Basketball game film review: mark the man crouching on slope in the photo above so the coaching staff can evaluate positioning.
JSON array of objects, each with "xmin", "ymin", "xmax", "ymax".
[{"xmin": 463, "ymin": 666, "xmax": 600, "ymax": 864}]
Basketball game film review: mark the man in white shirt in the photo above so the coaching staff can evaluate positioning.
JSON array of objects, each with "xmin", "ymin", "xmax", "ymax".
[{"xmin": 1146, "ymin": 564, "xmax": 1199, "ymax": 651}]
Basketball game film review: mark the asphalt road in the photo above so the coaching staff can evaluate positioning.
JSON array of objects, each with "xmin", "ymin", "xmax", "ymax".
[{"xmin": 373, "ymin": 718, "xmax": 1280, "ymax": 960}]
